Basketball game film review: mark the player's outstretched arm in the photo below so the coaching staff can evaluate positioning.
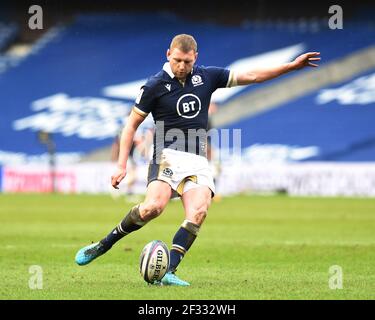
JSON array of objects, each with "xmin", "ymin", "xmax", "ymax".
[
  {"xmin": 111, "ymin": 109, "xmax": 145, "ymax": 189},
  {"xmin": 236, "ymin": 52, "xmax": 321, "ymax": 85}
]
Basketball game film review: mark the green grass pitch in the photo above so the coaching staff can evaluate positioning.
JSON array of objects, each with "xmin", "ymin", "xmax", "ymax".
[{"xmin": 1, "ymin": 193, "xmax": 374, "ymax": 300}]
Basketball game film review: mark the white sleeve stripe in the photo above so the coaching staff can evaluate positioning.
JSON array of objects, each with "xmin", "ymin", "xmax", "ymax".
[{"xmin": 135, "ymin": 88, "xmax": 144, "ymax": 104}]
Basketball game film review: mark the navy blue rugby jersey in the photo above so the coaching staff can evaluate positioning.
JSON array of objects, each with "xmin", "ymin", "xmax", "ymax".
[{"xmin": 133, "ymin": 62, "xmax": 235, "ymax": 159}]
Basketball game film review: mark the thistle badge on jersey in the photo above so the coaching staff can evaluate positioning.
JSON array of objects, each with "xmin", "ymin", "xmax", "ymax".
[{"xmin": 191, "ymin": 75, "xmax": 203, "ymax": 87}]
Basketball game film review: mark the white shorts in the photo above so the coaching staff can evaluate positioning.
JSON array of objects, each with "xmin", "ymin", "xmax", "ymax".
[{"xmin": 147, "ymin": 148, "xmax": 215, "ymax": 198}]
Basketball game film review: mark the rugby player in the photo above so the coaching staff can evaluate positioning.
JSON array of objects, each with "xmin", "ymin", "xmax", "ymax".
[{"xmin": 75, "ymin": 34, "xmax": 320, "ymax": 286}]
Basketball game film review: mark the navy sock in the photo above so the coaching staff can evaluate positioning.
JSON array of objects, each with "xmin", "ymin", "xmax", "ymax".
[
  {"xmin": 100, "ymin": 227, "xmax": 125, "ymax": 251},
  {"xmin": 100, "ymin": 205, "xmax": 146, "ymax": 250},
  {"xmin": 169, "ymin": 221, "xmax": 200, "ymax": 272}
]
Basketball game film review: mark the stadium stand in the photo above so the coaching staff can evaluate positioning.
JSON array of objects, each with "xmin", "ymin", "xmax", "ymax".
[
  {"xmin": 0, "ymin": 23, "xmax": 18, "ymax": 51},
  {"xmin": 1, "ymin": 12, "xmax": 375, "ymax": 165},
  {"xmin": 224, "ymin": 67, "xmax": 375, "ymax": 162},
  {"xmin": 0, "ymin": 22, "xmax": 18, "ymax": 73}
]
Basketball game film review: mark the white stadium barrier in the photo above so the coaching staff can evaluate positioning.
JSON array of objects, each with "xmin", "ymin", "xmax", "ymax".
[
  {"xmin": 217, "ymin": 162, "xmax": 375, "ymax": 197},
  {"xmin": 1, "ymin": 162, "xmax": 375, "ymax": 197}
]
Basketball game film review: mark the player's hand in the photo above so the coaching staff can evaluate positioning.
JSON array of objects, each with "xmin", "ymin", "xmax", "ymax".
[
  {"xmin": 292, "ymin": 52, "xmax": 321, "ymax": 70},
  {"xmin": 111, "ymin": 166, "xmax": 127, "ymax": 189}
]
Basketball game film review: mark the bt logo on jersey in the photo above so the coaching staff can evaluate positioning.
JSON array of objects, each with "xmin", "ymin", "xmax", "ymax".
[
  {"xmin": 176, "ymin": 94, "xmax": 202, "ymax": 119},
  {"xmin": 182, "ymin": 101, "xmax": 197, "ymax": 113}
]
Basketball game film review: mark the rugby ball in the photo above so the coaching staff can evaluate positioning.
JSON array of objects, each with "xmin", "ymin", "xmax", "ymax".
[{"xmin": 139, "ymin": 240, "xmax": 170, "ymax": 284}]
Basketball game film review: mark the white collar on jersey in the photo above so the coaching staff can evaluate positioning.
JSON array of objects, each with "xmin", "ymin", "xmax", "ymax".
[
  {"xmin": 163, "ymin": 62, "xmax": 195, "ymax": 79},
  {"xmin": 163, "ymin": 62, "xmax": 175, "ymax": 79}
]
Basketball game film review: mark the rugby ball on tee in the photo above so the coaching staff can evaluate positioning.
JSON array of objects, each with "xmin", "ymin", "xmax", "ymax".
[{"xmin": 139, "ymin": 240, "xmax": 170, "ymax": 284}]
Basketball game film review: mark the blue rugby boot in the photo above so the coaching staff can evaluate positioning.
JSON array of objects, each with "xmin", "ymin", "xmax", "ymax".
[
  {"xmin": 75, "ymin": 242, "xmax": 107, "ymax": 266},
  {"xmin": 158, "ymin": 272, "xmax": 190, "ymax": 286}
]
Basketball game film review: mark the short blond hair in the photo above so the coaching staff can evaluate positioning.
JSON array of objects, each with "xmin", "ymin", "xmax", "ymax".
[{"xmin": 170, "ymin": 34, "xmax": 197, "ymax": 53}]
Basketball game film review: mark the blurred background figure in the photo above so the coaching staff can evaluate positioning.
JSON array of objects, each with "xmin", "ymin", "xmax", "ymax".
[
  {"xmin": 110, "ymin": 113, "xmax": 154, "ymax": 202},
  {"xmin": 207, "ymin": 102, "xmax": 223, "ymax": 201}
]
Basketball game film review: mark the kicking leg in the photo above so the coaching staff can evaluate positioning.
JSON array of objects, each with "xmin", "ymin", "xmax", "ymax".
[{"xmin": 75, "ymin": 180, "xmax": 172, "ymax": 266}]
